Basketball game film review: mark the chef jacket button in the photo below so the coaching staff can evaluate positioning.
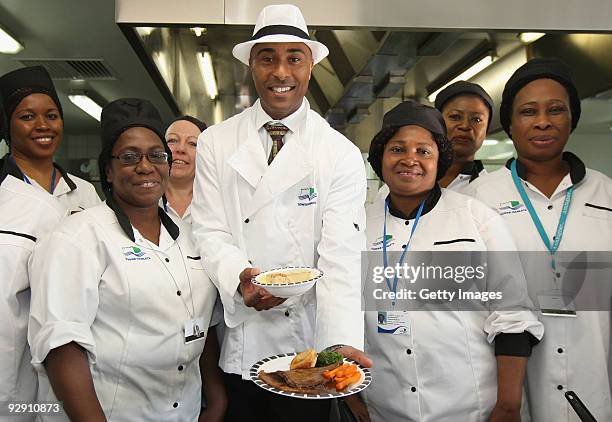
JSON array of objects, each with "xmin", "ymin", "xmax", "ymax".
[
  {"xmin": 178, "ymin": 365, "xmax": 184, "ymax": 371},
  {"xmin": 285, "ymin": 310, "xmax": 290, "ymax": 317},
  {"xmin": 556, "ymin": 273, "xmax": 561, "ymax": 278},
  {"xmin": 557, "ymin": 385, "xmax": 564, "ymax": 390},
  {"xmin": 411, "ymin": 386, "xmax": 417, "ymax": 392},
  {"xmin": 401, "ymin": 244, "xmax": 407, "ymax": 249},
  {"xmin": 406, "ymin": 349, "xmax": 412, "ymax": 355},
  {"xmin": 244, "ymin": 218, "xmax": 250, "ymax": 223},
  {"xmin": 165, "ymin": 257, "xmax": 170, "ymax": 263},
  {"xmin": 547, "ymin": 205, "xmax": 553, "ymax": 210},
  {"xmin": 173, "ymin": 402, "xmax": 179, "ymax": 408},
  {"xmin": 557, "ymin": 348, "xmax": 564, "ymax": 354},
  {"xmin": 176, "ymin": 290, "xmax": 182, "ymax": 296},
  {"xmin": 404, "ymin": 220, "xmax": 410, "ymax": 226}
]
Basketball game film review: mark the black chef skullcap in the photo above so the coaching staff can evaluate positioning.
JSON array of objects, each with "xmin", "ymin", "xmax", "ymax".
[
  {"xmin": 98, "ymin": 98, "xmax": 171, "ymax": 195},
  {"xmin": 434, "ymin": 81, "xmax": 493, "ymax": 129},
  {"xmin": 168, "ymin": 115, "xmax": 207, "ymax": 133},
  {"xmin": 383, "ymin": 100, "xmax": 447, "ymax": 136},
  {"xmin": 368, "ymin": 100, "xmax": 453, "ymax": 182},
  {"xmin": 0, "ymin": 66, "xmax": 64, "ymax": 143},
  {"xmin": 500, "ymin": 57, "xmax": 581, "ymax": 138}
]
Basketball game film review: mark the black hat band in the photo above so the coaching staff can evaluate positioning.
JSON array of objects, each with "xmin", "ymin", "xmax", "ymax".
[{"xmin": 251, "ymin": 25, "xmax": 310, "ymax": 41}]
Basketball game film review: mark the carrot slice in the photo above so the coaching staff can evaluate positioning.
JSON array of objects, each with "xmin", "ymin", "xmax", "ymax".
[
  {"xmin": 334, "ymin": 363, "xmax": 358, "ymax": 378},
  {"xmin": 323, "ymin": 363, "xmax": 349, "ymax": 379},
  {"xmin": 336, "ymin": 371, "xmax": 361, "ymax": 391}
]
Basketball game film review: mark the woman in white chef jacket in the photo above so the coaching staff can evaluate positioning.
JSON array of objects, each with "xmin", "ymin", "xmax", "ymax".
[
  {"xmin": 375, "ymin": 81, "xmax": 492, "ymax": 202},
  {"xmin": 355, "ymin": 100, "xmax": 543, "ymax": 422},
  {"xmin": 164, "ymin": 115, "xmax": 229, "ymax": 419},
  {"xmin": 465, "ymin": 58, "xmax": 612, "ymax": 421},
  {"xmin": 0, "ymin": 94, "xmax": 66, "ymax": 422},
  {"xmin": 163, "ymin": 115, "xmax": 207, "ymax": 225},
  {"xmin": 28, "ymin": 98, "xmax": 219, "ymax": 422},
  {"xmin": 0, "ymin": 66, "xmax": 100, "ymax": 213}
]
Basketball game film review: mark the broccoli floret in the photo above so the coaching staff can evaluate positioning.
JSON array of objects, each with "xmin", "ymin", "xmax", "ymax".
[{"xmin": 315, "ymin": 351, "xmax": 343, "ymax": 367}]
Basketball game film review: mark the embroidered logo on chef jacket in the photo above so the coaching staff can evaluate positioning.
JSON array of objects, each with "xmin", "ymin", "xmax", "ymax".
[
  {"xmin": 498, "ymin": 200, "xmax": 527, "ymax": 215},
  {"xmin": 371, "ymin": 234, "xmax": 394, "ymax": 250},
  {"xmin": 122, "ymin": 246, "xmax": 151, "ymax": 261},
  {"xmin": 297, "ymin": 187, "xmax": 317, "ymax": 206}
]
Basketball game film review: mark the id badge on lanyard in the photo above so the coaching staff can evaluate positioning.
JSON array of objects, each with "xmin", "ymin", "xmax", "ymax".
[
  {"xmin": 382, "ymin": 198, "xmax": 425, "ymax": 306},
  {"xmin": 185, "ymin": 317, "xmax": 206, "ymax": 343},
  {"xmin": 511, "ymin": 160, "xmax": 576, "ymax": 317},
  {"xmin": 377, "ymin": 311, "xmax": 411, "ymax": 335}
]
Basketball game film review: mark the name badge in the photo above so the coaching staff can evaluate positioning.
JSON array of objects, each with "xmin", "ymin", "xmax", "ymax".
[
  {"xmin": 538, "ymin": 292, "xmax": 577, "ymax": 317},
  {"xmin": 377, "ymin": 311, "xmax": 410, "ymax": 335},
  {"xmin": 185, "ymin": 317, "xmax": 206, "ymax": 343}
]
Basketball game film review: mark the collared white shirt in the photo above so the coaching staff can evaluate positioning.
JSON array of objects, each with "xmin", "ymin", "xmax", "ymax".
[
  {"xmin": 28, "ymin": 201, "xmax": 218, "ymax": 422},
  {"xmin": 464, "ymin": 153, "xmax": 612, "ymax": 422},
  {"xmin": 26, "ymin": 168, "xmax": 100, "ymax": 213},
  {"xmin": 445, "ymin": 159, "xmax": 487, "ymax": 191},
  {"xmin": 362, "ymin": 188, "xmax": 543, "ymax": 422},
  {"xmin": 163, "ymin": 200, "xmax": 192, "ymax": 226},
  {"xmin": 0, "ymin": 164, "xmax": 65, "ymax": 421},
  {"xmin": 254, "ymin": 99, "xmax": 307, "ymax": 157}
]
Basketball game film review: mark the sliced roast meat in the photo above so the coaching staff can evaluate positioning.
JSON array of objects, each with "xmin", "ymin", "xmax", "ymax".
[
  {"xmin": 258, "ymin": 371, "xmax": 326, "ymax": 394},
  {"xmin": 277, "ymin": 362, "xmax": 341, "ymax": 388}
]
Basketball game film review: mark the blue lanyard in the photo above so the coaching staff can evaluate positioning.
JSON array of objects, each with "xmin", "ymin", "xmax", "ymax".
[
  {"xmin": 510, "ymin": 160, "xmax": 573, "ymax": 271},
  {"xmin": 9, "ymin": 155, "xmax": 57, "ymax": 193},
  {"xmin": 382, "ymin": 198, "xmax": 425, "ymax": 305}
]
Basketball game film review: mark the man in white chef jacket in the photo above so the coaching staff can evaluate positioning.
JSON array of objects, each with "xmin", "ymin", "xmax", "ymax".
[{"xmin": 191, "ymin": 4, "xmax": 369, "ymax": 421}]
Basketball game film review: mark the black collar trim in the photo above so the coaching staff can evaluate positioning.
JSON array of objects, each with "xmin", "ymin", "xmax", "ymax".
[
  {"xmin": 459, "ymin": 160, "xmax": 485, "ymax": 182},
  {"xmin": 105, "ymin": 195, "xmax": 180, "ymax": 242},
  {"xmin": 387, "ymin": 184, "xmax": 442, "ymax": 220},
  {"xmin": 0, "ymin": 156, "xmax": 26, "ymax": 185},
  {"xmin": 505, "ymin": 152, "xmax": 586, "ymax": 184},
  {"xmin": 0, "ymin": 156, "xmax": 78, "ymax": 191},
  {"xmin": 53, "ymin": 163, "xmax": 77, "ymax": 191},
  {"xmin": 252, "ymin": 25, "xmax": 310, "ymax": 41}
]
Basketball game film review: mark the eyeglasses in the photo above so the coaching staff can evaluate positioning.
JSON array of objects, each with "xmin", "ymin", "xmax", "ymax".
[{"xmin": 110, "ymin": 151, "xmax": 169, "ymax": 166}]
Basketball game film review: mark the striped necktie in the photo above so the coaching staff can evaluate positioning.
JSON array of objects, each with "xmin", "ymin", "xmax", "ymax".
[{"xmin": 264, "ymin": 121, "xmax": 289, "ymax": 164}]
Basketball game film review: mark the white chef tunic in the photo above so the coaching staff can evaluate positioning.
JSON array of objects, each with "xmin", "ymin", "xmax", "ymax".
[
  {"xmin": 363, "ymin": 186, "xmax": 543, "ymax": 422},
  {"xmin": 0, "ymin": 158, "xmax": 65, "ymax": 422},
  {"xmin": 192, "ymin": 98, "xmax": 366, "ymax": 379},
  {"xmin": 464, "ymin": 152, "xmax": 612, "ymax": 421},
  {"xmin": 160, "ymin": 198, "xmax": 224, "ymax": 329},
  {"xmin": 28, "ymin": 199, "xmax": 218, "ymax": 422},
  {"xmin": 4, "ymin": 158, "xmax": 100, "ymax": 214}
]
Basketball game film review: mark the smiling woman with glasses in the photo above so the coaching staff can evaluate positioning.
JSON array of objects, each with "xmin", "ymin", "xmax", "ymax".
[
  {"xmin": 28, "ymin": 98, "xmax": 221, "ymax": 421},
  {"xmin": 110, "ymin": 150, "xmax": 169, "ymax": 165}
]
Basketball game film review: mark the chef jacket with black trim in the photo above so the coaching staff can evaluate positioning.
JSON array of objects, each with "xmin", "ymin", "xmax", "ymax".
[
  {"xmin": 160, "ymin": 197, "xmax": 224, "ymax": 328},
  {"xmin": 191, "ymin": 98, "xmax": 366, "ymax": 379},
  {"xmin": 28, "ymin": 199, "xmax": 218, "ymax": 422},
  {"xmin": 2, "ymin": 157, "xmax": 100, "ymax": 214},
  {"xmin": 363, "ymin": 186, "xmax": 543, "ymax": 422},
  {"xmin": 0, "ymin": 158, "xmax": 65, "ymax": 422},
  {"xmin": 464, "ymin": 152, "xmax": 612, "ymax": 421}
]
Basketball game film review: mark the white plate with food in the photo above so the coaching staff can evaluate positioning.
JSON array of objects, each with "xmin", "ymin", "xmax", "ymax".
[
  {"xmin": 252, "ymin": 267, "xmax": 323, "ymax": 298},
  {"xmin": 250, "ymin": 349, "xmax": 372, "ymax": 399}
]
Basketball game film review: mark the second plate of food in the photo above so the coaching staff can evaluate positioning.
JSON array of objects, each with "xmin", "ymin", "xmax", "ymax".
[
  {"xmin": 252, "ymin": 267, "xmax": 323, "ymax": 298},
  {"xmin": 250, "ymin": 352, "xmax": 371, "ymax": 399}
]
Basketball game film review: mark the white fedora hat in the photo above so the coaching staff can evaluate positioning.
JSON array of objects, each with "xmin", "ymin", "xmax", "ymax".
[{"xmin": 232, "ymin": 4, "xmax": 329, "ymax": 66}]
